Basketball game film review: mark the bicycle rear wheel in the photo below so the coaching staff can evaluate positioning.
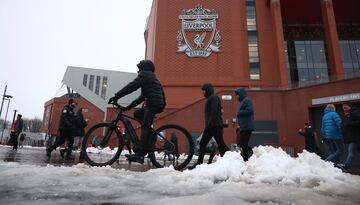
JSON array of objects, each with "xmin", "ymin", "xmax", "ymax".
[
  {"xmin": 149, "ymin": 124, "xmax": 194, "ymax": 170},
  {"xmin": 81, "ymin": 123, "xmax": 123, "ymax": 166}
]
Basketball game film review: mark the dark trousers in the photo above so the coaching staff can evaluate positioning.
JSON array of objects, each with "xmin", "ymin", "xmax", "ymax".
[
  {"xmin": 238, "ymin": 130, "xmax": 253, "ymax": 161},
  {"xmin": 49, "ymin": 129, "xmax": 74, "ymax": 156},
  {"xmin": 197, "ymin": 127, "xmax": 229, "ymax": 165},
  {"xmin": 133, "ymin": 106, "xmax": 163, "ymax": 156},
  {"xmin": 11, "ymin": 133, "xmax": 19, "ymax": 150}
]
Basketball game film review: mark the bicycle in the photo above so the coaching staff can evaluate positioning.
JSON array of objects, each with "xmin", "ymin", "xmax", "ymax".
[{"xmin": 81, "ymin": 103, "xmax": 195, "ymax": 170}]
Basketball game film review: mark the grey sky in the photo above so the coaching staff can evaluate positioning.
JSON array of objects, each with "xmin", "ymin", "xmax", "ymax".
[{"xmin": 0, "ymin": 0, "xmax": 153, "ymax": 119}]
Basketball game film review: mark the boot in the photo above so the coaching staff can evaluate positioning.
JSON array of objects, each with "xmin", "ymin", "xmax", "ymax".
[
  {"xmin": 65, "ymin": 154, "xmax": 75, "ymax": 160},
  {"xmin": 46, "ymin": 148, "xmax": 52, "ymax": 158},
  {"xmin": 60, "ymin": 149, "xmax": 66, "ymax": 159},
  {"xmin": 125, "ymin": 153, "xmax": 144, "ymax": 164}
]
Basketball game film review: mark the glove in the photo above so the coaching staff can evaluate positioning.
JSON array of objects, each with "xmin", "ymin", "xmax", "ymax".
[
  {"xmin": 108, "ymin": 96, "xmax": 118, "ymax": 104},
  {"xmin": 122, "ymin": 106, "xmax": 131, "ymax": 111}
]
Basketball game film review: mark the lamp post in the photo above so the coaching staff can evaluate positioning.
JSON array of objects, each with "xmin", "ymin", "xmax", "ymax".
[
  {"xmin": 0, "ymin": 85, "xmax": 8, "ymax": 119},
  {"xmin": 0, "ymin": 96, "xmax": 12, "ymax": 143}
]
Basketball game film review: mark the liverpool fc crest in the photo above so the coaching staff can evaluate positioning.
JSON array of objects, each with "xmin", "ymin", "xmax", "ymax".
[{"xmin": 177, "ymin": 4, "xmax": 221, "ymax": 58}]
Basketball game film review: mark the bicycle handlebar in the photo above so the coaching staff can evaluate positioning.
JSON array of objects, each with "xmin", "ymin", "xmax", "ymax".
[{"xmin": 110, "ymin": 101, "xmax": 126, "ymax": 111}]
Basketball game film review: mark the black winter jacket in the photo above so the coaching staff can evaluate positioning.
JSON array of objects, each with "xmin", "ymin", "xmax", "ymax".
[
  {"xmin": 115, "ymin": 70, "xmax": 166, "ymax": 109},
  {"xmin": 202, "ymin": 84, "xmax": 223, "ymax": 128},
  {"xmin": 74, "ymin": 112, "xmax": 87, "ymax": 137},
  {"xmin": 343, "ymin": 106, "xmax": 360, "ymax": 144},
  {"xmin": 58, "ymin": 104, "xmax": 75, "ymax": 131},
  {"xmin": 298, "ymin": 127, "xmax": 318, "ymax": 152}
]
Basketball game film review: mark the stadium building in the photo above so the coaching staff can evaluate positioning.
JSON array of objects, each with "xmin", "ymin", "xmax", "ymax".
[{"xmin": 43, "ymin": 0, "xmax": 360, "ymax": 161}]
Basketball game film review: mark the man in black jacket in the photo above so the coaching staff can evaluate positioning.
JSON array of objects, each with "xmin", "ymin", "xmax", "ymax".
[
  {"xmin": 46, "ymin": 99, "xmax": 76, "ymax": 159},
  {"xmin": 337, "ymin": 103, "xmax": 360, "ymax": 172},
  {"xmin": 189, "ymin": 83, "xmax": 229, "ymax": 169},
  {"xmin": 108, "ymin": 60, "xmax": 166, "ymax": 163},
  {"xmin": 298, "ymin": 122, "xmax": 318, "ymax": 153}
]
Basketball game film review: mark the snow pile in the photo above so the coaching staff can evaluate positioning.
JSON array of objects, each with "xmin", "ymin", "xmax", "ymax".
[{"xmin": 1, "ymin": 146, "xmax": 360, "ymax": 205}]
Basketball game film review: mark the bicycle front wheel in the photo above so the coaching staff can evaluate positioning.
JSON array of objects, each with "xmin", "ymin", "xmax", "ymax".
[
  {"xmin": 81, "ymin": 123, "xmax": 123, "ymax": 167},
  {"xmin": 149, "ymin": 124, "xmax": 194, "ymax": 170}
]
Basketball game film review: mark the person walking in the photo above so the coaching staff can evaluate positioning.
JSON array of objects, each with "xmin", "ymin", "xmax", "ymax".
[
  {"xmin": 74, "ymin": 108, "xmax": 87, "ymax": 158},
  {"xmin": 189, "ymin": 83, "xmax": 229, "ymax": 169},
  {"xmin": 108, "ymin": 60, "xmax": 166, "ymax": 163},
  {"xmin": 19, "ymin": 133, "xmax": 26, "ymax": 148},
  {"xmin": 10, "ymin": 114, "xmax": 24, "ymax": 151},
  {"xmin": 234, "ymin": 87, "xmax": 254, "ymax": 161},
  {"xmin": 321, "ymin": 104, "xmax": 343, "ymax": 164},
  {"xmin": 298, "ymin": 122, "xmax": 318, "ymax": 153},
  {"xmin": 59, "ymin": 107, "xmax": 87, "ymax": 158},
  {"xmin": 337, "ymin": 102, "xmax": 360, "ymax": 172},
  {"xmin": 46, "ymin": 99, "xmax": 76, "ymax": 160}
]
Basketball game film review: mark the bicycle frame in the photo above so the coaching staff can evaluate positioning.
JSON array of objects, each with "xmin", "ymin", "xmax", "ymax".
[{"xmin": 101, "ymin": 108, "xmax": 174, "ymax": 153}]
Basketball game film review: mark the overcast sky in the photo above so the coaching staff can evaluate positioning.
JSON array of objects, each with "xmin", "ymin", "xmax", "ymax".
[{"xmin": 0, "ymin": 0, "xmax": 153, "ymax": 119}]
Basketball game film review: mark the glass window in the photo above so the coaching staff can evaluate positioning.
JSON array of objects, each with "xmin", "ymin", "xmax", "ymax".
[
  {"xmin": 295, "ymin": 44, "xmax": 306, "ymax": 63},
  {"xmin": 246, "ymin": 2, "xmax": 260, "ymax": 80},
  {"xmin": 250, "ymin": 63, "xmax": 260, "ymax": 80},
  {"xmin": 287, "ymin": 40, "xmax": 329, "ymax": 85},
  {"xmin": 339, "ymin": 40, "xmax": 360, "ymax": 75},
  {"xmin": 95, "ymin": 76, "xmax": 101, "ymax": 95},
  {"xmin": 88, "ymin": 75, "xmax": 94, "ymax": 91},
  {"xmin": 83, "ymin": 74, "xmax": 88, "ymax": 87},
  {"xmin": 101, "ymin": 76, "xmax": 108, "ymax": 100}
]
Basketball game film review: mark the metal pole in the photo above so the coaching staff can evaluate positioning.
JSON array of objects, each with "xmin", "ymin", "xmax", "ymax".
[
  {"xmin": 0, "ymin": 98, "xmax": 10, "ymax": 143},
  {"xmin": 0, "ymin": 85, "xmax": 7, "ymax": 119},
  {"xmin": 11, "ymin": 109, "xmax": 17, "ymax": 129}
]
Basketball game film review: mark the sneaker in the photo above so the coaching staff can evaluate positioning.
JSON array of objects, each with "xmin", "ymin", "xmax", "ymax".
[
  {"xmin": 125, "ymin": 154, "xmax": 144, "ymax": 164},
  {"xmin": 46, "ymin": 148, "xmax": 52, "ymax": 158},
  {"xmin": 336, "ymin": 164, "xmax": 348, "ymax": 173},
  {"xmin": 60, "ymin": 149, "xmax": 66, "ymax": 159}
]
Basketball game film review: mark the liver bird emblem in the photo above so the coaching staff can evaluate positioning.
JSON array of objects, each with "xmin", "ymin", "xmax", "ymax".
[{"xmin": 194, "ymin": 32, "xmax": 206, "ymax": 49}]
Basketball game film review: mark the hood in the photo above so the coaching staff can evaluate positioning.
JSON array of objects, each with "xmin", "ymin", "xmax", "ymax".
[
  {"xmin": 324, "ymin": 107, "xmax": 334, "ymax": 114},
  {"xmin": 137, "ymin": 60, "xmax": 155, "ymax": 72},
  {"xmin": 234, "ymin": 87, "xmax": 247, "ymax": 101},
  {"xmin": 201, "ymin": 83, "xmax": 214, "ymax": 98}
]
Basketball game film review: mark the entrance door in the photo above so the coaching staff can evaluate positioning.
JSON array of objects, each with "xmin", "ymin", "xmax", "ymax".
[{"xmin": 309, "ymin": 102, "xmax": 360, "ymax": 168}]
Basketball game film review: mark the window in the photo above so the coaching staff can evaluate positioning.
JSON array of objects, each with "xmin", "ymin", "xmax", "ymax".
[
  {"xmin": 285, "ymin": 40, "xmax": 329, "ymax": 85},
  {"xmin": 95, "ymin": 76, "xmax": 101, "ymax": 95},
  {"xmin": 101, "ymin": 76, "xmax": 108, "ymax": 100},
  {"xmin": 339, "ymin": 40, "xmax": 360, "ymax": 77},
  {"xmin": 88, "ymin": 75, "xmax": 95, "ymax": 91},
  {"xmin": 246, "ymin": 1, "xmax": 260, "ymax": 80},
  {"xmin": 83, "ymin": 74, "xmax": 88, "ymax": 87}
]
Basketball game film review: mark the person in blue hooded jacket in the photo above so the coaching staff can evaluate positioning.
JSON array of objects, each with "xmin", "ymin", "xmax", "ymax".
[
  {"xmin": 234, "ymin": 87, "xmax": 254, "ymax": 161},
  {"xmin": 321, "ymin": 104, "xmax": 343, "ymax": 164}
]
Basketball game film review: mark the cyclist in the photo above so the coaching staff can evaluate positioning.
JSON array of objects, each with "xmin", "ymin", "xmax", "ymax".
[{"xmin": 108, "ymin": 60, "xmax": 166, "ymax": 163}]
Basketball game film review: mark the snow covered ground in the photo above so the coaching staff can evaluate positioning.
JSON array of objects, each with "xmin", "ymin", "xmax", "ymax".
[{"xmin": 1, "ymin": 146, "xmax": 360, "ymax": 205}]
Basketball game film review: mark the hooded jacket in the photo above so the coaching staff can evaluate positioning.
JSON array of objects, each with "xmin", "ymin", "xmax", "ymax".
[
  {"xmin": 202, "ymin": 83, "xmax": 223, "ymax": 128},
  {"xmin": 235, "ymin": 88, "xmax": 254, "ymax": 131},
  {"xmin": 321, "ymin": 107, "xmax": 342, "ymax": 139},
  {"xmin": 59, "ymin": 104, "xmax": 76, "ymax": 131},
  {"xmin": 342, "ymin": 106, "xmax": 360, "ymax": 144},
  {"xmin": 114, "ymin": 60, "xmax": 166, "ymax": 109}
]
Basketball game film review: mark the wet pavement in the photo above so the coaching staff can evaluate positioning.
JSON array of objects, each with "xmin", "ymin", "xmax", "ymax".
[{"xmin": 0, "ymin": 145, "xmax": 157, "ymax": 172}]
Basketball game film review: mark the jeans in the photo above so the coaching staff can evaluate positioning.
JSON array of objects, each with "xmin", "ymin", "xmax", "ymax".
[
  {"xmin": 325, "ymin": 139, "xmax": 344, "ymax": 164},
  {"xmin": 344, "ymin": 142, "xmax": 358, "ymax": 168}
]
